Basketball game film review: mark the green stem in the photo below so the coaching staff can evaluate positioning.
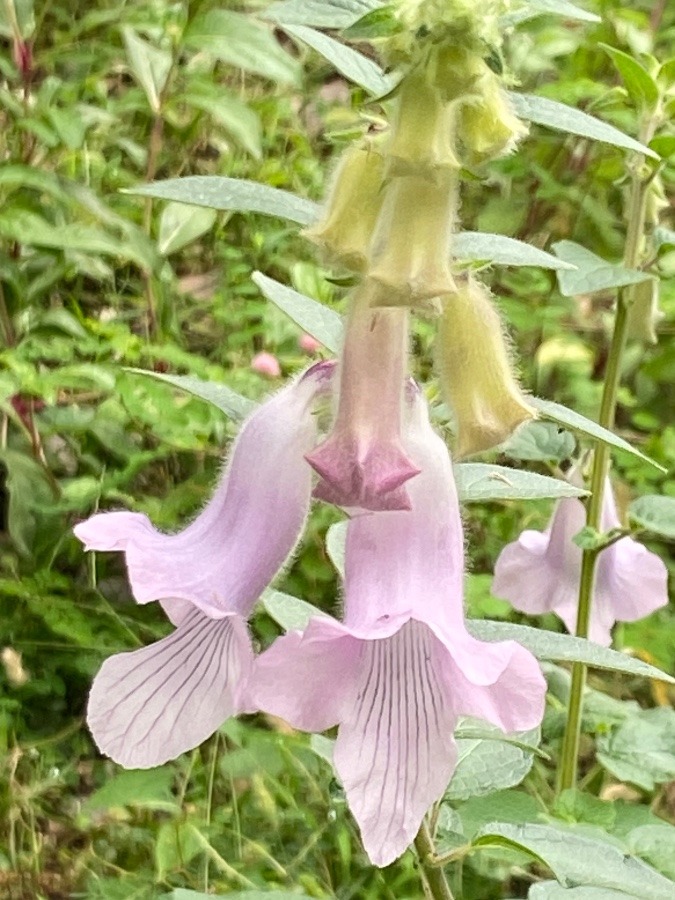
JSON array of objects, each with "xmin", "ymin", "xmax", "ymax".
[
  {"xmin": 557, "ymin": 117, "xmax": 655, "ymax": 793},
  {"xmin": 414, "ymin": 820, "xmax": 455, "ymax": 900}
]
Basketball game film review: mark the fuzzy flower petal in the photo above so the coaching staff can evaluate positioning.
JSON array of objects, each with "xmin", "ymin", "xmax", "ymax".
[
  {"xmin": 493, "ymin": 479, "xmax": 669, "ymax": 646},
  {"xmin": 252, "ymin": 391, "xmax": 545, "ymax": 867},
  {"xmin": 75, "ymin": 366, "xmax": 331, "ymax": 618},
  {"xmin": 88, "ymin": 608, "xmax": 253, "ymax": 768}
]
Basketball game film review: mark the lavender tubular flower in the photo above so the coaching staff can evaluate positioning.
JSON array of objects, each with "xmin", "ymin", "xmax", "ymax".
[
  {"xmin": 492, "ymin": 477, "xmax": 669, "ymax": 646},
  {"xmin": 306, "ymin": 283, "xmax": 419, "ymax": 511},
  {"xmin": 75, "ymin": 364, "xmax": 333, "ymax": 768},
  {"xmin": 251, "ymin": 391, "xmax": 546, "ymax": 867}
]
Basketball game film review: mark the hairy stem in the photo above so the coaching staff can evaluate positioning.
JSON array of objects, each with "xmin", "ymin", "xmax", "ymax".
[
  {"xmin": 557, "ymin": 117, "xmax": 656, "ymax": 793},
  {"xmin": 414, "ymin": 820, "xmax": 455, "ymax": 900}
]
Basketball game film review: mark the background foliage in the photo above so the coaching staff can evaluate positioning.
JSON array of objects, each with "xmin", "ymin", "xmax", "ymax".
[{"xmin": 0, "ymin": 0, "xmax": 673, "ymax": 897}]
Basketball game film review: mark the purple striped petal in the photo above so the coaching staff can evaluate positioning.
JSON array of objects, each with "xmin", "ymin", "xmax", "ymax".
[
  {"xmin": 75, "ymin": 367, "xmax": 330, "ymax": 618},
  {"xmin": 88, "ymin": 609, "xmax": 253, "ymax": 768}
]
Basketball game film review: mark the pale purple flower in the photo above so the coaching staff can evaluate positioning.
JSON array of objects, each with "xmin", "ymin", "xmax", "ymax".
[
  {"xmin": 492, "ymin": 478, "xmax": 669, "ymax": 646},
  {"xmin": 305, "ymin": 283, "xmax": 420, "ymax": 511},
  {"xmin": 251, "ymin": 391, "xmax": 546, "ymax": 867},
  {"xmin": 74, "ymin": 364, "xmax": 332, "ymax": 768},
  {"xmin": 251, "ymin": 351, "xmax": 281, "ymax": 378}
]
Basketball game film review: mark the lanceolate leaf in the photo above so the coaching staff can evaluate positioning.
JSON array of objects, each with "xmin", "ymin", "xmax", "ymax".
[
  {"xmin": 125, "ymin": 369, "xmax": 255, "ymax": 421},
  {"xmin": 552, "ymin": 240, "xmax": 650, "ymax": 296},
  {"xmin": 185, "ymin": 10, "xmax": 300, "ymax": 84},
  {"xmin": 454, "ymin": 464, "xmax": 588, "ymax": 501},
  {"xmin": 263, "ymin": 590, "xmax": 674, "ymax": 683},
  {"xmin": 600, "ymin": 44, "xmax": 659, "ymax": 109},
  {"xmin": 281, "ymin": 23, "xmax": 395, "ymax": 95},
  {"xmin": 122, "ymin": 27, "xmax": 172, "ymax": 114},
  {"xmin": 530, "ymin": 397, "xmax": 665, "ymax": 472},
  {"xmin": 265, "ymin": 0, "xmax": 382, "ymax": 28},
  {"xmin": 454, "ymin": 232, "xmax": 575, "ymax": 269},
  {"xmin": 468, "ymin": 620, "xmax": 674, "ymax": 682},
  {"xmin": 126, "ymin": 177, "xmax": 318, "ymax": 225},
  {"xmin": 508, "ymin": 92, "xmax": 659, "ymax": 158},
  {"xmin": 252, "ymin": 272, "xmax": 343, "ymax": 352},
  {"xmin": 472, "ymin": 823, "xmax": 675, "ymax": 900},
  {"xmin": 502, "ymin": 0, "xmax": 600, "ymax": 27}
]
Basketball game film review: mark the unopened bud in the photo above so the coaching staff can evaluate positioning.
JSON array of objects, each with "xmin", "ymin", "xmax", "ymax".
[
  {"xmin": 367, "ymin": 172, "xmax": 457, "ymax": 306},
  {"xmin": 386, "ymin": 69, "xmax": 460, "ymax": 180},
  {"xmin": 459, "ymin": 74, "xmax": 527, "ymax": 165},
  {"xmin": 626, "ymin": 278, "xmax": 663, "ymax": 345},
  {"xmin": 303, "ymin": 140, "xmax": 386, "ymax": 273},
  {"xmin": 437, "ymin": 277, "xmax": 535, "ymax": 456}
]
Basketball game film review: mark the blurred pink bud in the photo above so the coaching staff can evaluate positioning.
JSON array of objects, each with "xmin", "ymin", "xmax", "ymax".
[
  {"xmin": 299, "ymin": 333, "xmax": 322, "ymax": 355},
  {"xmin": 251, "ymin": 352, "xmax": 281, "ymax": 378}
]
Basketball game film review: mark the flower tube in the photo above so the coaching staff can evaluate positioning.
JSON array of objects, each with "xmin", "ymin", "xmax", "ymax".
[
  {"xmin": 492, "ymin": 476, "xmax": 669, "ymax": 646},
  {"xmin": 306, "ymin": 283, "xmax": 419, "ymax": 511},
  {"xmin": 252, "ymin": 390, "xmax": 546, "ymax": 866},
  {"xmin": 75, "ymin": 363, "xmax": 334, "ymax": 767}
]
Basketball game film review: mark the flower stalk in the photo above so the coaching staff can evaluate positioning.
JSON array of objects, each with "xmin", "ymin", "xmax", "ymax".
[{"xmin": 557, "ymin": 113, "xmax": 661, "ymax": 793}]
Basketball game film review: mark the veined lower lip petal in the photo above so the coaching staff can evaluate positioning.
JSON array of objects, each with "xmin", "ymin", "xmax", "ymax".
[{"xmin": 87, "ymin": 608, "xmax": 254, "ymax": 769}]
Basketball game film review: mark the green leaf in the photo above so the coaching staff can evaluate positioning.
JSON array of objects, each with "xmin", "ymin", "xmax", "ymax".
[
  {"xmin": 83, "ymin": 768, "xmax": 178, "ymax": 814},
  {"xmin": 0, "ymin": 209, "xmax": 156, "ymax": 271},
  {"xmin": 446, "ymin": 727, "xmax": 540, "ymax": 801},
  {"xmin": 502, "ymin": 0, "xmax": 600, "ymax": 27},
  {"xmin": 0, "ymin": 0, "xmax": 35, "ymax": 38},
  {"xmin": 629, "ymin": 495, "xmax": 675, "ymax": 540},
  {"xmin": 653, "ymin": 226, "xmax": 675, "ymax": 249},
  {"xmin": 627, "ymin": 825, "xmax": 675, "ymax": 881},
  {"xmin": 597, "ymin": 707, "xmax": 675, "ymax": 791},
  {"xmin": 126, "ymin": 177, "xmax": 318, "ymax": 225},
  {"xmin": 262, "ymin": 588, "xmax": 324, "ymax": 632},
  {"xmin": 467, "ymin": 620, "xmax": 675, "ymax": 682},
  {"xmin": 121, "ymin": 27, "xmax": 172, "ymax": 114},
  {"xmin": 552, "ymin": 240, "xmax": 651, "ymax": 296},
  {"xmin": 342, "ymin": 6, "xmax": 402, "ymax": 40},
  {"xmin": 454, "ymin": 232, "xmax": 576, "ymax": 270},
  {"xmin": 600, "ymin": 44, "xmax": 659, "ymax": 110},
  {"xmin": 252, "ymin": 272, "xmax": 343, "ymax": 352},
  {"xmin": 183, "ymin": 87, "xmax": 262, "ymax": 158},
  {"xmin": 265, "ymin": 0, "xmax": 382, "ymax": 28},
  {"xmin": 326, "ymin": 520, "xmax": 348, "ymax": 577},
  {"xmin": 185, "ymin": 10, "xmax": 300, "ymax": 84},
  {"xmin": 157, "ymin": 203, "xmax": 217, "ymax": 256},
  {"xmin": 508, "ymin": 92, "xmax": 659, "ymax": 158},
  {"xmin": 156, "ymin": 821, "xmax": 203, "ymax": 881},
  {"xmin": 0, "ymin": 449, "xmax": 55, "ymax": 557},
  {"xmin": 170, "ymin": 891, "xmax": 313, "ymax": 900},
  {"xmin": 530, "ymin": 397, "xmax": 665, "ymax": 472},
  {"xmin": 553, "ymin": 789, "xmax": 616, "ymax": 830},
  {"xmin": 473, "ymin": 823, "xmax": 675, "ymax": 899},
  {"xmin": 529, "ymin": 883, "xmax": 643, "ymax": 899},
  {"xmin": 454, "ymin": 464, "xmax": 587, "ymax": 501},
  {"xmin": 125, "ymin": 369, "xmax": 255, "ymax": 421},
  {"xmin": 500, "ymin": 420, "xmax": 576, "ymax": 463},
  {"xmin": 264, "ymin": 588, "xmax": 673, "ymax": 683},
  {"xmin": 282, "ymin": 23, "xmax": 395, "ymax": 95}
]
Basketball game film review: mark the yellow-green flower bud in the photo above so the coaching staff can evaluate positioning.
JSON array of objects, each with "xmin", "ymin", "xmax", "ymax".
[
  {"xmin": 386, "ymin": 69, "xmax": 460, "ymax": 180},
  {"xmin": 459, "ymin": 74, "xmax": 527, "ymax": 165},
  {"xmin": 437, "ymin": 277, "xmax": 536, "ymax": 456},
  {"xmin": 303, "ymin": 139, "xmax": 386, "ymax": 272},
  {"xmin": 626, "ymin": 278, "xmax": 663, "ymax": 345},
  {"xmin": 367, "ymin": 172, "xmax": 457, "ymax": 306}
]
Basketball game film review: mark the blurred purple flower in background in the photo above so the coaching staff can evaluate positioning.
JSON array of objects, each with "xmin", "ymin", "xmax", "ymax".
[
  {"xmin": 251, "ymin": 350, "xmax": 281, "ymax": 377},
  {"xmin": 492, "ymin": 477, "xmax": 668, "ymax": 646}
]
